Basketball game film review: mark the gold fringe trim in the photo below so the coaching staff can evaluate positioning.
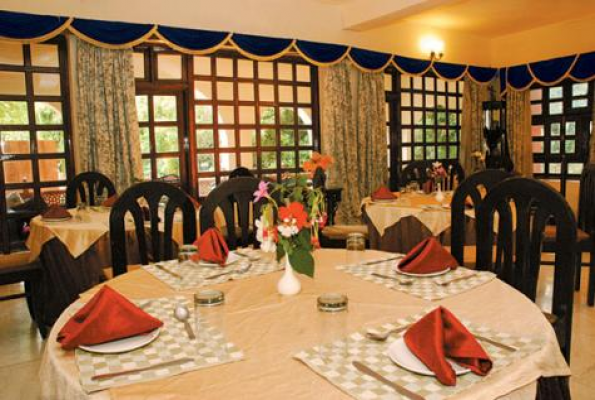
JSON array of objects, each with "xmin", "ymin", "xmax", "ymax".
[
  {"xmin": 431, "ymin": 64, "xmax": 469, "ymax": 82},
  {"xmin": 68, "ymin": 24, "xmax": 158, "ymax": 50},
  {"xmin": 0, "ymin": 17, "xmax": 73, "ymax": 44},
  {"xmin": 346, "ymin": 52, "xmax": 393, "ymax": 73},
  {"xmin": 153, "ymin": 30, "xmax": 231, "ymax": 55},
  {"xmin": 228, "ymin": 36, "xmax": 296, "ymax": 61},
  {"xmin": 293, "ymin": 44, "xmax": 350, "ymax": 67},
  {"xmin": 391, "ymin": 58, "xmax": 433, "ymax": 77}
]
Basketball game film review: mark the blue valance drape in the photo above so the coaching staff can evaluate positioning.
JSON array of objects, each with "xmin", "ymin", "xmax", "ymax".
[
  {"xmin": 0, "ymin": 10, "xmax": 70, "ymax": 40},
  {"xmin": 295, "ymin": 40, "xmax": 349, "ymax": 66},
  {"xmin": 393, "ymin": 55, "xmax": 432, "ymax": 75},
  {"xmin": 70, "ymin": 18, "xmax": 154, "ymax": 47},
  {"xmin": 230, "ymin": 33, "xmax": 294, "ymax": 60},
  {"xmin": 349, "ymin": 48, "xmax": 392, "ymax": 72},
  {"xmin": 157, "ymin": 26, "xmax": 229, "ymax": 54}
]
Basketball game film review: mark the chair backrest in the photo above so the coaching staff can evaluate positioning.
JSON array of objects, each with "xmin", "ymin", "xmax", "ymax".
[
  {"xmin": 109, "ymin": 182, "xmax": 197, "ymax": 276},
  {"xmin": 577, "ymin": 163, "xmax": 595, "ymax": 233},
  {"xmin": 476, "ymin": 177, "xmax": 576, "ymax": 361},
  {"xmin": 400, "ymin": 160, "xmax": 465, "ymax": 190},
  {"xmin": 66, "ymin": 172, "xmax": 116, "ymax": 208},
  {"xmin": 229, "ymin": 167, "xmax": 254, "ymax": 179},
  {"xmin": 199, "ymin": 177, "xmax": 263, "ymax": 249},
  {"xmin": 450, "ymin": 169, "xmax": 511, "ymax": 265}
]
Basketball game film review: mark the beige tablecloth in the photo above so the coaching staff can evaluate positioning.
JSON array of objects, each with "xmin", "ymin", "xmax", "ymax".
[{"xmin": 39, "ymin": 249, "xmax": 569, "ymax": 400}]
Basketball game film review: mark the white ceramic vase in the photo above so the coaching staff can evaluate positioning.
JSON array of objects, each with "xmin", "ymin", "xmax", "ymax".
[
  {"xmin": 277, "ymin": 255, "xmax": 301, "ymax": 296},
  {"xmin": 435, "ymin": 182, "xmax": 445, "ymax": 203}
]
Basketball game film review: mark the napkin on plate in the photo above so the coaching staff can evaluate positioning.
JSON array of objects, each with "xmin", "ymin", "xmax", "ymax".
[
  {"xmin": 57, "ymin": 285, "xmax": 163, "ymax": 350},
  {"xmin": 397, "ymin": 237, "xmax": 458, "ymax": 274},
  {"xmin": 42, "ymin": 205, "xmax": 71, "ymax": 219},
  {"xmin": 404, "ymin": 306, "xmax": 492, "ymax": 386},
  {"xmin": 371, "ymin": 185, "xmax": 397, "ymax": 201},
  {"xmin": 192, "ymin": 228, "xmax": 229, "ymax": 265},
  {"xmin": 101, "ymin": 195, "xmax": 118, "ymax": 207}
]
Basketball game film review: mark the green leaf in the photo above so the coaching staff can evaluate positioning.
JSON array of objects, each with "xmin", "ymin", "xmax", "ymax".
[
  {"xmin": 276, "ymin": 244, "xmax": 286, "ymax": 262},
  {"xmin": 289, "ymin": 248, "xmax": 314, "ymax": 278}
]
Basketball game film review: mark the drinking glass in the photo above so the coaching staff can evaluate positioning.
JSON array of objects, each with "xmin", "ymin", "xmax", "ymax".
[{"xmin": 345, "ymin": 232, "xmax": 365, "ymax": 265}]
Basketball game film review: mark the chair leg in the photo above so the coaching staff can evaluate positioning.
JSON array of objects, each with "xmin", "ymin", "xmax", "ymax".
[
  {"xmin": 588, "ymin": 249, "xmax": 595, "ymax": 306},
  {"xmin": 23, "ymin": 280, "xmax": 35, "ymax": 321},
  {"xmin": 575, "ymin": 252, "xmax": 582, "ymax": 291}
]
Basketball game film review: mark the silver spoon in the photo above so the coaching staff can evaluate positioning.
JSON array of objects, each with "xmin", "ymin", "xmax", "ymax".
[
  {"xmin": 174, "ymin": 305, "xmax": 195, "ymax": 339},
  {"xmin": 365, "ymin": 324, "xmax": 412, "ymax": 342},
  {"xmin": 371, "ymin": 272, "xmax": 413, "ymax": 286}
]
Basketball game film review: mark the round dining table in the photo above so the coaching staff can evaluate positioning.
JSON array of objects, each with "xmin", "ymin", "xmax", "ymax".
[{"xmin": 39, "ymin": 249, "xmax": 570, "ymax": 400}]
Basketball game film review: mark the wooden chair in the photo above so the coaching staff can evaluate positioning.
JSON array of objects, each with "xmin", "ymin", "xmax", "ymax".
[
  {"xmin": 229, "ymin": 167, "xmax": 254, "ymax": 179},
  {"xmin": 199, "ymin": 177, "xmax": 263, "ymax": 250},
  {"xmin": 317, "ymin": 188, "xmax": 369, "ymax": 249},
  {"xmin": 476, "ymin": 177, "xmax": 576, "ymax": 362},
  {"xmin": 400, "ymin": 160, "xmax": 465, "ymax": 190},
  {"xmin": 450, "ymin": 169, "xmax": 511, "ymax": 266},
  {"xmin": 66, "ymin": 172, "xmax": 116, "ymax": 208},
  {"xmin": 109, "ymin": 182, "xmax": 197, "ymax": 276}
]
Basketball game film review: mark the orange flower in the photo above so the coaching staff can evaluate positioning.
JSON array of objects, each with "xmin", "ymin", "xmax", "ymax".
[
  {"xmin": 278, "ymin": 202, "xmax": 309, "ymax": 230},
  {"xmin": 302, "ymin": 160, "xmax": 316, "ymax": 173},
  {"xmin": 311, "ymin": 152, "xmax": 322, "ymax": 162}
]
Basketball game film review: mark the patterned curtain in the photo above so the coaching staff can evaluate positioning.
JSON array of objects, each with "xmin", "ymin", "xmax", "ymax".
[
  {"xmin": 459, "ymin": 77, "xmax": 489, "ymax": 175},
  {"xmin": 506, "ymin": 89, "xmax": 533, "ymax": 177},
  {"xmin": 320, "ymin": 60, "xmax": 387, "ymax": 224},
  {"xmin": 73, "ymin": 37, "xmax": 143, "ymax": 193}
]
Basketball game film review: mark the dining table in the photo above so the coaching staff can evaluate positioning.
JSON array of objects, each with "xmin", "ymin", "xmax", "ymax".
[
  {"xmin": 39, "ymin": 248, "xmax": 570, "ymax": 400},
  {"xmin": 362, "ymin": 191, "xmax": 476, "ymax": 254}
]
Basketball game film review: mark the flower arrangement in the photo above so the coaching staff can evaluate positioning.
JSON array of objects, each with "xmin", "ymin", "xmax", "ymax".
[
  {"xmin": 302, "ymin": 152, "xmax": 334, "ymax": 178},
  {"xmin": 253, "ymin": 176, "xmax": 327, "ymax": 278}
]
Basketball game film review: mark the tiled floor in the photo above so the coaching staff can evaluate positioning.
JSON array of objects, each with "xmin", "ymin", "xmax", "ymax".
[{"xmin": 1, "ymin": 267, "xmax": 595, "ymax": 399}]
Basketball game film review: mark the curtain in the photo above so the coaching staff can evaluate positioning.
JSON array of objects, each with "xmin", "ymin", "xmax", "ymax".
[
  {"xmin": 590, "ymin": 90, "xmax": 595, "ymax": 162},
  {"xmin": 73, "ymin": 36, "xmax": 143, "ymax": 194},
  {"xmin": 320, "ymin": 60, "xmax": 387, "ymax": 224},
  {"xmin": 506, "ymin": 89, "xmax": 533, "ymax": 177},
  {"xmin": 459, "ymin": 77, "xmax": 489, "ymax": 175}
]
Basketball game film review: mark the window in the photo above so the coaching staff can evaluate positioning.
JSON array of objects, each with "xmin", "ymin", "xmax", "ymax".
[
  {"xmin": 384, "ymin": 69, "xmax": 463, "ymax": 188},
  {"xmin": 530, "ymin": 80, "xmax": 592, "ymax": 177},
  {"xmin": 0, "ymin": 37, "xmax": 73, "ymax": 212}
]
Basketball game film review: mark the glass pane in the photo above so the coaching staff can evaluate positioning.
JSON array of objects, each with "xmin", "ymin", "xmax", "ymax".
[
  {"xmin": 261, "ymin": 151, "xmax": 277, "ymax": 169},
  {"xmin": 197, "ymin": 154, "xmax": 215, "ymax": 172},
  {"xmin": 260, "ymin": 129, "xmax": 276, "ymax": 146},
  {"xmin": 0, "ymin": 101, "xmax": 28, "ymax": 125},
  {"xmin": 37, "ymin": 130, "xmax": 64, "ymax": 153},
  {"xmin": 530, "ymin": 103, "xmax": 542, "ymax": 115},
  {"xmin": 278, "ymin": 63, "xmax": 293, "ymax": 80},
  {"xmin": 549, "ymin": 102, "xmax": 563, "ymax": 115},
  {"xmin": 30, "ymin": 44, "xmax": 59, "ymax": 67},
  {"xmin": 158, "ymin": 54, "xmax": 182, "ymax": 80},
  {"xmin": 549, "ymin": 87, "xmax": 563, "ymax": 99},
  {"xmin": 425, "ymin": 129, "xmax": 435, "ymax": 143},
  {"xmin": 194, "ymin": 57, "xmax": 211, "ymax": 75},
  {"xmin": 437, "ymin": 129, "xmax": 446, "ymax": 142},
  {"xmin": 531, "ymin": 125, "xmax": 544, "ymax": 137},
  {"xmin": 39, "ymin": 158, "xmax": 66, "ymax": 181},
  {"xmin": 402, "ymin": 147, "xmax": 411, "ymax": 161},
  {"xmin": 297, "ymin": 87, "xmax": 311, "ymax": 103},
  {"xmin": 401, "ymin": 92, "xmax": 411, "ymax": 107},
  {"xmin": 565, "ymin": 140, "xmax": 575, "ymax": 154},
  {"xmin": 258, "ymin": 62, "xmax": 274, "ymax": 79},
  {"xmin": 217, "ymin": 81, "xmax": 234, "ymax": 101},
  {"xmin": 197, "ymin": 129, "xmax": 214, "ymax": 149},
  {"xmin": 0, "ymin": 71, "xmax": 26, "ymax": 95},
  {"xmin": 401, "ymin": 129, "xmax": 411, "ymax": 143},
  {"xmin": 216, "ymin": 58, "xmax": 233, "ymax": 77},
  {"xmin": 533, "ymin": 163, "xmax": 545, "ymax": 174},
  {"xmin": 0, "ymin": 42, "xmax": 23, "ymax": 65},
  {"xmin": 238, "ymin": 83, "xmax": 255, "ymax": 101},
  {"xmin": 532, "ymin": 141, "xmax": 544, "ymax": 153},
  {"xmin": 566, "ymin": 121, "xmax": 576, "ymax": 135},
  {"xmin": 4, "ymin": 160, "xmax": 32, "ymax": 183},
  {"xmin": 401, "ymin": 111, "xmax": 411, "ymax": 125},
  {"xmin": 280, "ymin": 129, "xmax": 295, "ymax": 146},
  {"xmin": 195, "ymin": 105, "xmax": 213, "ymax": 124},
  {"xmin": 238, "ymin": 59, "xmax": 254, "ymax": 78},
  {"xmin": 299, "ymin": 150, "xmax": 312, "ymax": 166},
  {"xmin": 449, "ymin": 145, "xmax": 458, "ymax": 158},
  {"xmin": 297, "ymin": 107, "xmax": 312, "ymax": 125},
  {"xmin": 572, "ymin": 99, "xmax": 588, "ymax": 108},
  {"xmin": 414, "ymin": 129, "xmax": 423, "ymax": 143},
  {"xmin": 139, "ymin": 127, "xmax": 150, "ymax": 154},
  {"xmin": 413, "ymin": 94, "xmax": 423, "ymax": 107},
  {"xmin": 530, "ymin": 89, "xmax": 542, "ymax": 101},
  {"xmin": 157, "ymin": 158, "xmax": 180, "ymax": 178},
  {"xmin": 1, "ymin": 131, "xmax": 30, "ymax": 154},
  {"xmin": 401, "ymin": 77, "xmax": 411, "ymax": 89},
  {"xmin": 218, "ymin": 129, "xmax": 235, "ymax": 148},
  {"xmin": 35, "ymin": 102, "xmax": 63, "ymax": 125},
  {"xmin": 413, "ymin": 111, "xmax": 423, "ymax": 124},
  {"xmin": 133, "ymin": 53, "xmax": 145, "ymax": 79},
  {"xmin": 448, "ymin": 130, "xmax": 458, "ymax": 142},
  {"xmin": 551, "ymin": 123, "xmax": 560, "ymax": 136},
  {"xmin": 569, "ymin": 163, "xmax": 584, "ymax": 174},
  {"xmin": 219, "ymin": 153, "xmax": 237, "ymax": 172},
  {"xmin": 259, "ymin": 84, "xmax": 275, "ymax": 102},
  {"xmin": 154, "ymin": 96, "xmax": 177, "ymax": 122},
  {"xmin": 33, "ymin": 73, "xmax": 61, "ymax": 96},
  {"xmin": 573, "ymin": 83, "xmax": 588, "ymax": 96},
  {"xmin": 296, "ymin": 65, "xmax": 310, "ymax": 82},
  {"xmin": 217, "ymin": 106, "xmax": 235, "ymax": 124},
  {"xmin": 194, "ymin": 81, "xmax": 212, "ymax": 100},
  {"xmin": 239, "ymin": 106, "xmax": 255, "ymax": 124},
  {"xmin": 136, "ymin": 96, "xmax": 149, "ymax": 122},
  {"xmin": 550, "ymin": 140, "xmax": 560, "ymax": 154},
  {"xmin": 142, "ymin": 159, "xmax": 152, "ymax": 180},
  {"xmin": 549, "ymin": 163, "xmax": 561, "ymax": 174},
  {"xmin": 260, "ymin": 107, "xmax": 276, "ymax": 125},
  {"xmin": 280, "ymin": 107, "xmax": 294, "ymax": 125},
  {"xmin": 198, "ymin": 177, "xmax": 217, "ymax": 196},
  {"xmin": 281, "ymin": 151, "xmax": 296, "ymax": 168},
  {"xmin": 240, "ymin": 152, "xmax": 257, "ymax": 169},
  {"xmin": 414, "ymin": 147, "xmax": 424, "ymax": 160},
  {"xmin": 279, "ymin": 85, "xmax": 293, "ymax": 103},
  {"xmin": 437, "ymin": 146, "xmax": 447, "ymax": 159},
  {"xmin": 425, "ymin": 147, "xmax": 435, "ymax": 159},
  {"xmin": 298, "ymin": 129, "xmax": 312, "ymax": 146},
  {"xmin": 155, "ymin": 127, "xmax": 179, "ymax": 153},
  {"xmin": 240, "ymin": 129, "xmax": 256, "ymax": 147}
]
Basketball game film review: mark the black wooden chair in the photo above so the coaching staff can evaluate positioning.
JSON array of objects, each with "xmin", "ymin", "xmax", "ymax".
[
  {"xmin": 400, "ymin": 160, "xmax": 465, "ymax": 191},
  {"xmin": 229, "ymin": 167, "xmax": 254, "ymax": 179},
  {"xmin": 66, "ymin": 172, "xmax": 116, "ymax": 208},
  {"xmin": 109, "ymin": 182, "xmax": 197, "ymax": 276},
  {"xmin": 476, "ymin": 177, "xmax": 576, "ymax": 362},
  {"xmin": 199, "ymin": 177, "xmax": 264, "ymax": 250},
  {"xmin": 450, "ymin": 169, "xmax": 511, "ymax": 267}
]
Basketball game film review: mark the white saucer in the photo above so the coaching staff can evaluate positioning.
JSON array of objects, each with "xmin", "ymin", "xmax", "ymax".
[
  {"xmin": 387, "ymin": 337, "xmax": 470, "ymax": 376},
  {"xmin": 199, "ymin": 252, "xmax": 241, "ymax": 267},
  {"xmin": 79, "ymin": 328, "xmax": 160, "ymax": 354}
]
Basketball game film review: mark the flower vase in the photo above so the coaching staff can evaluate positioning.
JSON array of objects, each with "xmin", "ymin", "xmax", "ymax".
[
  {"xmin": 435, "ymin": 182, "xmax": 445, "ymax": 203},
  {"xmin": 277, "ymin": 255, "xmax": 301, "ymax": 296}
]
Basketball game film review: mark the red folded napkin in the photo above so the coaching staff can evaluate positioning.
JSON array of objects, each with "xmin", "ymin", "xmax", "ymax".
[
  {"xmin": 398, "ymin": 237, "xmax": 458, "ymax": 274},
  {"xmin": 372, "ymin": 185, "xmax": 396, "ymax": 200},
  {"xmin": 57, "ymin": 286, "xmax": 163, "ymax": 350},
  {"xmin": 42, "ymin": 205, "xmax": 71, "ymax": 219},
  {"xmin": 192, "ymin": 228, "xmax": 229, "ymax": 265},
  {"xmin": 101, "ymin": 195, "xmax": 118, "ymax": 207},
  {"xmin": 404, "ymin": 307, "xmax": 492, "ymax": 386}
]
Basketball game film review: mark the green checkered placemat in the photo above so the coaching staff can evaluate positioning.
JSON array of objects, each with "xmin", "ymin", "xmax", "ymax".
[
  {"xmin": 295, "ymin": 310, "xmax": 543, "ymax": 400},
  {"xmin": 143, "ymin": 251, "xmax": 282, "ymax": 290},
  {"xmin": 337, "ymin": 261, "xmax": 496, "ymax": 301},
  {"xmin": 75, "ymin": 296, "xmax": 243, "ymax": 393}
]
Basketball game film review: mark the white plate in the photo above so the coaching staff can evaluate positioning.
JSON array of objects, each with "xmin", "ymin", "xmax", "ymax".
[
  {"xmin": 41, "ymin": 216, "xmax": 72, "ymax": 222},
  {"xmin": 79, "ymin": 328, "xmax": 160, "ymax": 354},
  {"xmin": 199, "ymin": 251, "xmax": 241, "ymax": 267},
  {"xmin": 387, "ymin": 337, "xmax": 470, "ymax": 377},
  {"xmin": 394, "ymin": 265, "xmax": 450, "ymax": 277}
]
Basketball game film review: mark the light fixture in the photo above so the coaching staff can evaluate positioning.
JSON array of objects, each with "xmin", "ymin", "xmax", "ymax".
[{"xmin": 420, "ymin": 35, "xmax": 444, "ymax": 61}]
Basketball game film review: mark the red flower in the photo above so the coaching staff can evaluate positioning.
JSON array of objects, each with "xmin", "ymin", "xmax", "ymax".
[{"xmin": 278, "ymin": 202, "xmax": 309, "ymax": 230}]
